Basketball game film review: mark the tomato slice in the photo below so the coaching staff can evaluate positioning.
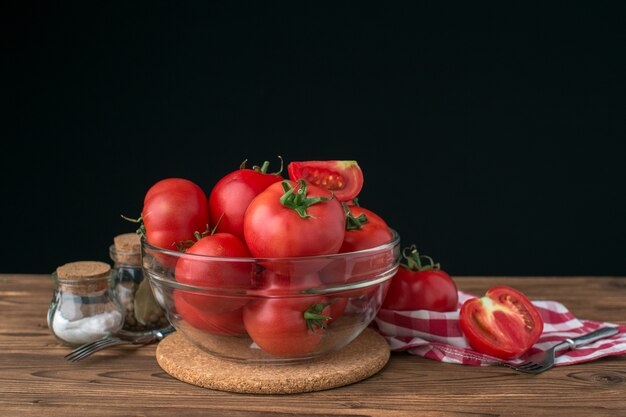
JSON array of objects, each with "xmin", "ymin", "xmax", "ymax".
[
  {"xmin": 287, "ymin": 160, "xmax": 364, "ymax": 202},
  {"xmin": 459, "ymin": 286, "xmax": 544, "ymax": 359}
]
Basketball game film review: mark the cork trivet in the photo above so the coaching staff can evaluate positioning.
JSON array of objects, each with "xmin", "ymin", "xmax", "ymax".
[
  {"xmin": 112, "ymin": 233, "xmax": 142, "ymax": 265},
  {"xmin": 156, "ymin": 328, "xmax": 390, "ymax": 394}
]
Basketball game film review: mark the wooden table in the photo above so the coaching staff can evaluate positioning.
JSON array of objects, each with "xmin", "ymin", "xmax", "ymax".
[{"xmin": 2, "ymin": 274, "xmax": 625, "ymax": 416}]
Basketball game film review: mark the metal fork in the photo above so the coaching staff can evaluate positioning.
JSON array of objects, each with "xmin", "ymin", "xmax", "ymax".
[
  {"xmin": 64, "ymin": 327, "xmax": 175, "ymax": 362},
  {"xmin": 502, "ymin": 326, "xmax": 619, "ymax": 374}
]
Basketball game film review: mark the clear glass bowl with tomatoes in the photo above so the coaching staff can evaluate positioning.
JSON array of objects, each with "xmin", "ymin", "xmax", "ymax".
[{"xmin": 141, "ymin": 231, "xmax": 400, "ymax": 364}]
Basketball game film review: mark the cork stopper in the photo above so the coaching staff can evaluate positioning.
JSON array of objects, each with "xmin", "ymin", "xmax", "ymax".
[
  {"xmin": 111, "ymin": 233, "xmax": 142, "ymax": 266},
  {"xmin": 55, "ymin": 261, "xmax": 112, "ymax": 294}
]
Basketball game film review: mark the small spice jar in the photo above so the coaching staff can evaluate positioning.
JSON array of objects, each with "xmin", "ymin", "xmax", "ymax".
[
  {"xmin": 109, "ymin": 233, "xmax": 168, "ymax": 334},
  {"xmin": 47, "ymin": 261, "xmax": 124, "ymax": 346}
]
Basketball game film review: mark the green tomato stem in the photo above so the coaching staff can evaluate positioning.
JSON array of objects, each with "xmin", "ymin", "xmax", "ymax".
[
  {"xmin": 343, "ymin": 202, "xmax": 368, "ymax": 230},
  {"xmin": 280, "ymin": 179, "xmax": 333, "ymax": 219},
  {"xmin": 121, "ymin": 214, "xmax": 146, "ymax": 239},
  {"xmin": 304, "ymin": 303, "xmax": 331, "ymax": 333},
  {"xmin": 251, "ymin": 156, "xmax": 283, "ymax": 175},
  {"xmin": 259, "ymin": 160, "xmax": 270, "ymax": 173},
  {"xmin": 401, "ymin": 245, "xmax": 441, "ymax": 271}
]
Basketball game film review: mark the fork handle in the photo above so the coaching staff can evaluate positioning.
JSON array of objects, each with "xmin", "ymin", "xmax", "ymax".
[{"xmin": 563, "ymin": 327, "xmax": 620, "ymax": 351}]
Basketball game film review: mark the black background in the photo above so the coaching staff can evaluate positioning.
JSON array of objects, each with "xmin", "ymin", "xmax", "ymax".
[{"xmin": 4, "ymin": 3, "xmax": 625, "ymax": 276}]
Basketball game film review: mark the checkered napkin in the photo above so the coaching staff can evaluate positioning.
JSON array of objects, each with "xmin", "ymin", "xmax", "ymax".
[{"xmin": 373, "ymin": 291, "xmax": 626, "ymax": 366}]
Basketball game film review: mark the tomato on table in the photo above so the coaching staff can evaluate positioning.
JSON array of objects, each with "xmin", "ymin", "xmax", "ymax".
[
  {"xmin": 173, "ymin": 291, "xmax": 246, "ymax": 336},
  {"xmin": 243, "ymin": 179, "xmax": 345, "ymax": 259},
  {"xmin": 140, "ymin": 178, "xmax": 210, "ymax": 251},
  {"xmin": 208, "ymin": 159, "xmax": 282, "ymax": 241},
  {"xmin": 381, "ymin": 245, "xmax": 458, "ymax": 312},
  {"xmin": 175, "ymin": 232, "xmax": 253, "ymax": 313},
  {"xmin": 287, "ymin": 160, "xmax": 364, "ymax": 202},
  {"xmin": 459, "ymin": 286, "xmax": 544, "ymax": 359}
]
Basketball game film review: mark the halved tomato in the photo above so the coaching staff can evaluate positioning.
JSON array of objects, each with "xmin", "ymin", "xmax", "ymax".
[
  {"xmin": 459, "ymin": 286, "xmax": 544, "ymax": 359},
  {"xmin": 287, "ymin": 160, "xmax": 364, "ymax": 202}
]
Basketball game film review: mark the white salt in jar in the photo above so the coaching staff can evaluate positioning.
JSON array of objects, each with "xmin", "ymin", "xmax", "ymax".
[{"xmin": 47, "ymin": 261, "xmax": 124, "ymax": 346}]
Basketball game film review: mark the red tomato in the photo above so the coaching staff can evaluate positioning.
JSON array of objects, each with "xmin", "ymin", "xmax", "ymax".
[
  {"xmin": 243, "ymin": 296, "xmax": 331, "ymax": 357},
  {"xmin": 253, "ymin": 270, "xmax": 347, "ymax": 325},
  {"xmin": 254, "ymin": 270, "xmax": 324, "ymax": 294},
  {"xmin": 339, "ymin": 205, "xmax": 393, "ymax": 253},
  {"xmin": 175, "ymin": 233, "xmax": 253, "ymax": 313},
  {"xmin": 320, "ymin": 204, "xmax": 394, "ymax": 299},
  {"xmin": 325, "ymin": 296, "xmax": 348, "ymax": 325},
  {"xmin": 459, "ymin": 286, "xmax": 544, "ymax": 359},
  {"xmin": 381, "ymin": 246, "xmax": 458, "ymax": 311},
  {"xmin": 287, "ymin": 160, "xmax": 364, "ymax": 202},
  {"xmin": 208, "ymin": 160, "xmax": 282, "ymax": 241},
  {"xmin": 243, "ymin": 180, "xmax": 345, "ymax": 258},
  {"xmin": 142, "ymin": 178, "xmax": 209, "ymax": 250},
  {"xmin": 173, "ymin": 291, "xmax": 246, "ymax": 336}
]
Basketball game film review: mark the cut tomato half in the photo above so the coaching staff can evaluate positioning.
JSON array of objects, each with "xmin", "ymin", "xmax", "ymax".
[
  {"xmin": 287, "ymin": 160, "xmax": 364, "ymax": 202},
  {"xmin": 459, "ymin": 286, "xmax": 544, "ymax": 359}
]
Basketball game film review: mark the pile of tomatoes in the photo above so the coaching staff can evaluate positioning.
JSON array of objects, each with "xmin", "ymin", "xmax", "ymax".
[
  {"xmin": 137, "ymin": 159, "xmax": 397, "ymax": 356},
  {"xmin": 140, "ymin": 159, "xmax": 391, "ymax": 257},
  {"xmin": 136, "ymin": 158, "xmax": 543, "ymax": 360}
]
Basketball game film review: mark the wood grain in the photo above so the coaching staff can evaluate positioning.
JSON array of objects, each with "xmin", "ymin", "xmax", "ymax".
[{"xmin": 1, "ymin": 274, "xmax": 625, "ymax": 416}]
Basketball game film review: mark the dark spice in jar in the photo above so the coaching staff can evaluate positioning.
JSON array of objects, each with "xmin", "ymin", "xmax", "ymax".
[{"xmin": 110, "ymin": 233, "xmax": 168, "ymax": 333}]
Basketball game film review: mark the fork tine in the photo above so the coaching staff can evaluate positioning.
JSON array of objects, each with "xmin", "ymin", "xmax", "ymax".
[
  {"xmin": 65, "ymin": 339, "xmax": 108, "ymax": 356},
  {"xmin": 500, "ymin": 360, "xmax": 547, "ymax": 373},
  {"xmin": 67, "ymin": 342, "xmax": 119, "ymax": 362},
  {"xmin": 65, "ymin": 342, "xmax": 101, "ymax": 361},
  {"xmin": 513, "ymin": 362, "xmax": 547, "ymax": 373},
  {"xmin": 65, "ymin": 338, "xmax": 125, "ymax": 362},
  {"xmin": 65, "ymin": 338, "xmax": 113, "ymax": 359}
]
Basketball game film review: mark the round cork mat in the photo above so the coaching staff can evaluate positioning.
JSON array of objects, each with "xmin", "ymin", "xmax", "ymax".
[{"xmin": 156, "ymin": 328, "xmax": 390, "ymax": 394}]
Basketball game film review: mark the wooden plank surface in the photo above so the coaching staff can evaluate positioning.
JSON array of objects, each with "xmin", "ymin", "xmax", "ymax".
[{"xmin": 1, "ymin": 274, "xmax": 625, "ymax": 417}]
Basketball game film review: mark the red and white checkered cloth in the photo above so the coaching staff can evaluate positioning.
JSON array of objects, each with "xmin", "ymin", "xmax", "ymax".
[{"xmin": 374, "ymin": 291, "xmax": 626, "ymax": 366}]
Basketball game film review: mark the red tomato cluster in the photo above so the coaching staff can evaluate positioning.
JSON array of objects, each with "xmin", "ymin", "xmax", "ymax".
[
  {"xmin": 134, "ymin": 158, "xmax": 544, "ymax": 360},
  {"xmin": 136, "ymin": 159, "xmax": 394, "ymax": 357}
]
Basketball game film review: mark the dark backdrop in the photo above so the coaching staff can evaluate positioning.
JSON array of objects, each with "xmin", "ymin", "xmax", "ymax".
[{"xmin": 4, "ymin": 3, "xmax": 625, "ymax": 276}]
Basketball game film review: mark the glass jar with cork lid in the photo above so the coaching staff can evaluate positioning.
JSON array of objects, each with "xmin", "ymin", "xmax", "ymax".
[
  {"xmin": 109, "ymin": 233, "xmax": 168, "ymax": 334},
  {"xmin": 47, "ymin": 261, "xmax": 124, "ymax": 346}
]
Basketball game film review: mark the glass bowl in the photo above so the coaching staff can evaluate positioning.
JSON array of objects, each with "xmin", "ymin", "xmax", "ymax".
[{"xmin": 142, "ymin": 230, "xmax": 400, "ymax": 364}]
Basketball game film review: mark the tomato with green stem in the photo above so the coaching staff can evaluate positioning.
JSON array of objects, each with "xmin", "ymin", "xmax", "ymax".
[
  {"xmin": 253, "ymin": 270, "xmax": 348, "ymax": 325},
  {"xmin": 382, "ymin": 246, "xmax": 458, "ymax": 311},
  {"xmin": 287, "ymin": 160, "xmax": 364, "ymax": 202},
  {"xmin": 243, "ymin": 296, "xmax": 332, "ymax": 357},
  {"xmin": 339, "ymin": 203, "xmax": 393, "ymax": 253},
  {"xmin": 320, "ymin": 203, "xmax": 394, "ymax": 299},
  {"xmin": 243, "ymin": 179, "xmax": 345, "ymax": 259},
  {"xmin": 459, "ymin": 286, "xmax": 544, "ymax": 359},
  {"xmin": 208, "ymin": 159, "xmax": 283, "ymax": 241}
]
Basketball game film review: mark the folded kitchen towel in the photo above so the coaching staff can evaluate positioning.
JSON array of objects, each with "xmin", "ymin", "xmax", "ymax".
[{"xmin": 374, "ymin": 291, "xmax": 626, "ymax": 366}]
